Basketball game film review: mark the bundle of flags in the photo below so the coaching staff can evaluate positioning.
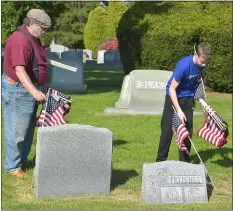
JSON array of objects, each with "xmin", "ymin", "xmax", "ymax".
[
  {"xmin": 172, "ymin": 111, "xmax": 190, "ymax": 153},
  {"xmin": 172, "ymin": 76, "xmax": 228, "ymax": 151},
  {"xmin": 197, "ymin": 104, "xmax": 229, "ymax": 148},
  {"xmin": 194, "ymin": 77, "xmax": 206, "ymax": 100},
  {"xmin": 36, "ymin": 88, "xmax": 72, "ymax": 127}
]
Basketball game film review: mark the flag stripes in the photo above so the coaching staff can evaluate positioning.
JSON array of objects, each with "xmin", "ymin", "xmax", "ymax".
[
  {"xmin": 197, "ymin": 114, "xmax": 228, "ymax": 148},
  {"xmin": 172, "ymin": 112, "xmax": 190, "ymax": 153},
  {"xmin": 36, "ymin": 88, "xmax": 70, "ymax": 127}
]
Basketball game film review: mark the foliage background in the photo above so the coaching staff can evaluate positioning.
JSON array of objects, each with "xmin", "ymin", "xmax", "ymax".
[
  {"xmin": 116, "ymin": 2, "xmax": 232, "ymax": 92},
  {"xmin": 1, "ymin": 1, "xmax": 232, "ymax": 92}
]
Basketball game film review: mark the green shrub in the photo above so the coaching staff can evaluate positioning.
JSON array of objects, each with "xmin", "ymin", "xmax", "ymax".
[
  {"xmin": 84, "ymin": 2, "xmax": 127, "ymax": 59},
  {"xmin": 117, "ymin": 2, "xmax": 232, "ymax": 92}
]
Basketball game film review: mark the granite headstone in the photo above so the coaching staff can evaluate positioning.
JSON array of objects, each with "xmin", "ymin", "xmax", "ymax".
[
  {"xmin": 104, "ymin": 50, "xmax": 122, "ymax": 66},
  {"xmin": 48, "ymin": 51, "xmax": 86, "ymax": 92},
  {"xmin": 1, "ymin": 48, "xmax": 4, "ymax": 75},
  {"xmin": 83, "ymin": 49, "xmax": 92, "ymax": 60},
  {"xmin": 141, "ymin": 161, "xmax": 208, "ymax": 204},
  {"xmin": 97, "ymin": 50, "xmax": 106, "ymax": 64},
  {"xmin": 49, "ymin": 38, "xmax": 69, "ymax": 59},
  {"xmin": 128, "ymin": 70, "xmax": 172, "ymax": 109},
  {"xmin": 33, "ymin": 124, "xmax": 113, "ymax": 199},
  {"xmin": 105, "ymin": 70, "xmax": 173, "ymax": 115}
]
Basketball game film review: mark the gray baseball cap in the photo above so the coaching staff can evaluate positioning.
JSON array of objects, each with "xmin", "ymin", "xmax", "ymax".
[{"xmin": 27, "ymin": 9, "xmax": 51, "ymax": 28}]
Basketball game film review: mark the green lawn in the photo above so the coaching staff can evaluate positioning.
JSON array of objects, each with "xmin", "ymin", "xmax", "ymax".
[{"xmin": 1, "ymin": 67, "xmax": 232, "ymax": 210}]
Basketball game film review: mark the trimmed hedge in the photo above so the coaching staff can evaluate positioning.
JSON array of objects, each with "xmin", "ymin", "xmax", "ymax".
[
  {"xmin": 84, "ymin": 2, "xmax": 127, "ymax": 58},
  {"xmin": 117, "ymin": 2, "xmax": 232, "ymax": 92}
]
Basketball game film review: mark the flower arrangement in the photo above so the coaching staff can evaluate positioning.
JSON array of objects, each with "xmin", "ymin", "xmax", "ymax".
[{"xmin": 99, "ymin": 39, "xmax": 118, "ymax": 51}]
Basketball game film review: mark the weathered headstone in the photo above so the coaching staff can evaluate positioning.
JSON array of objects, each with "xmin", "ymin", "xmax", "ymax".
[
  {"xmin": 104, "ymin": 50, "xmax": 122, "ymax": 66},
  {"xmin": 104, "ymin": 51, "xmax": 116, "ymax": 65},
  {"xmin": 1, "ymin": 48, "xmax": 4, "ymax": 75},
  {"xmin": 105, "ymin": 70, "xmax": 172, "ymax": 115},
  {"xmin": 114, "ymin": 50, "xmax": 122, "ymax": 65},
  {"xmin": 141, "ymin": 161, "xmax": 208, "ymax": 204},
  {"xmin": 97, "ymin": 50, "xmax": 106, "ymax": 64},
  {"xmin": 1, "ymin": 48, "xmax": 4, "ymax": 57},
  {"xmin": 48, "ymin": 57, "xmax": 86, "ymax": 92},
  {"xmin": 127, "ymin": 70, "xmax": 172, "ymax": 109},
  {"xmin": 61, "ymin": 51, "xmax": 83, "ymax": 61},
  {"xmin": 47, "ymin": 51, "xmax": 60, "ymax": 60},
  {"xmin": 83, "ymin": 49, "xmax": 92, "ymax": 60},
  {"xmin": 115, "ymin": 74, "xmax": 131, "ymax": 109},
  {"xmin": 105, "ymin": 70, "xmax": 204, "ymax": 115},
  {"xmin": 33, "ymin": 124, "xmax": 113, "ymax": 199},
  {"xmin": 49, "ymin": 38, "xmax": 69, "ymax": 59}
]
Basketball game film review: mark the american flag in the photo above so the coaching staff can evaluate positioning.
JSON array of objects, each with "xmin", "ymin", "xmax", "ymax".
[
  {"xmin": 197, "ymin": 106, "xmax": 228, "ymax": 148},
  {"xmin": 172, "ymin": 112, "xmax": 190, "ymax": 153},
  {"xmin": 194, "ymin": 77, "xmax": 206, "ymax": 100},
  {"xmin": 36, "ymin": 88, "xmax": 71, "ymax": 127}
]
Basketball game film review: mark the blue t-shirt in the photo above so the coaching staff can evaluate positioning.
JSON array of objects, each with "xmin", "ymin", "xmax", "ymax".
[{"xmin": 166, "ymin": 56, "xmax": 205, "ymax": 98}]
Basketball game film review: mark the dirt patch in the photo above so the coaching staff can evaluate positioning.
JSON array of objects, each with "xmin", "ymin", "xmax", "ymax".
[
  {"xmin": 207, "ymin": 92, "xmax": 232, "ymax": 99},
  {"xmin": 215, "ymin": 180, "xmax": 232, "ymax": 197},
  {"xmin": 110, "ymin": 189, "xmax": 141, "ymax": 201}
]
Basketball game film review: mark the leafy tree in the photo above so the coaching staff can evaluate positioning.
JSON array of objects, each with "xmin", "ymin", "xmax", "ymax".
[
  {"xmin": 50, "ymin": 2, "xmax": 99, "ymax": 49},
  {"xmin": 117, "ymin": 2, "xmax": 232, "ymax": 92},
  {"xmin": 84, "ymin": 2, "xmax": 127, "ymax": 58},
  {"xmin": 1, "ymin": 1, "xmax": 65, "ymax": 45}
]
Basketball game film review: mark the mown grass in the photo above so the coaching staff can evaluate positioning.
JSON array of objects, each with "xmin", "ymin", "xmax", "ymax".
[{"xmin": 1, "ymin": 66, "xmax": 232, "ymax": 210}]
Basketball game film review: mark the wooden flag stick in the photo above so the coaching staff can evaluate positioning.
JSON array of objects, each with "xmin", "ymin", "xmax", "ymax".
[{"xmin": 47, "ymin": 58, "xmax": 77, "ymax": 72}]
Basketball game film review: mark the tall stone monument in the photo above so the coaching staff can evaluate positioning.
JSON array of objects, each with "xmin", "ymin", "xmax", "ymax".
[{"xmin": 104, "ymin": 70, "xmax": 203, "ymax": 115}]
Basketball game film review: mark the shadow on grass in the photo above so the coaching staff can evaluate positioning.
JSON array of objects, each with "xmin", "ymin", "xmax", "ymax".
[
  {"xmin": 190, "ymin": 147, "xmax": 232, "ymax": 168},
  {"xmin": 85, "ymin": 69, "xmax": 124, "ymax": 92},
  {"xmin": 113, "ymin": 139, "xmax": 127, "ymax": 147},
  {"xmin": 61, "ymin": 68, "xmax": 125, "ymax": 95},
  {"xmin": 111, "ymin": 169, "xmax": 139, "ymax": 191}
]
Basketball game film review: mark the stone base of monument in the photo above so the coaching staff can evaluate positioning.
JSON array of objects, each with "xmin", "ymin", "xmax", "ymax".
[
  {"xmin": 33, "ymin": 124, "xmax": 113, "ymax": 199},
  {"xmin": 141, "ymin": 161, "xmax": 208, "ymax": 204},
  {"xmin": 104, "ymin": 107, "xmax": 203, "ymax": 116}
]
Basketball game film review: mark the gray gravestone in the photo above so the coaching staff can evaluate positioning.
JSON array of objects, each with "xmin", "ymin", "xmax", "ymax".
[
  {"xmin": 104, "ymin": 70, "xmax": 173, "ymax": 115},
  {"xmin": 115, "ymin": 74, "xmax": 131, "ymax": 108},
  {"xmin": 48, "ymin": 58, "xmax": 86, "ymax": 92},
  {"xmin": 1, "ymin": 48, "xmax": 4, "ymax": 75},
  {"xmin": 104, "ymin": 51, "xmax": 116, "ymax": 65},
  {"xmin": 83, "ymin": 49, "xmax": 92, "ymax": 60},
  {"xmin": 61, "ymin": 51, "xmax": 83, "ymax": 61},
  {"xmin": 33, "ymin": 124, "xmax": 113, "ymax": 199},
  {"xmin": 104, "ymin": 50, "xmax": 122, "ymax": 66},
  {"xmin": 97, "ymin": 50, "xmax": 106, "ymax": 64},
  {"xmin": 129, "ymin": 70, "xmax": 172, "ymax": 109},
  {"xmin": 1, "ymin": 48, "xmax": 4, "ymax": 57},
  {"xmin": 114, "ymin": 50, "xmax": 122, "ymax": 65},
  {"xmin": 105, "ymin": 69, "xmax": 203, "ymax": 115},
  {"xmin": 49, "ymin": 38, "xmax": 69, "ymax": 59},
  {"xmin": 47, "ymin": 51, "xmax": 60, "ymax": 60},
  {"xmin": 141, "ymin": 161, "xmax": 208, "ymax": 204}
]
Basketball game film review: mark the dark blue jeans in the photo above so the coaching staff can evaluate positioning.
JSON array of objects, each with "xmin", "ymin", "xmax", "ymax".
[{"xmin": 2, "ymin": 74, "xmax": 43, "ymax": 172}]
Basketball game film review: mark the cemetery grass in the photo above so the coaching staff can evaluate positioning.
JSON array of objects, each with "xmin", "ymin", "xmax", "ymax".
[{"xmin": 1, "ymin": 68, "xmax": 232, "ymax": 210}]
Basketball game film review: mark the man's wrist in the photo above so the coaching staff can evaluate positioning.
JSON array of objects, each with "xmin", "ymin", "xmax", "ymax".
[{"xmin": 31, "ymin": 88, "xmax": 38, "ymax": 97}]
